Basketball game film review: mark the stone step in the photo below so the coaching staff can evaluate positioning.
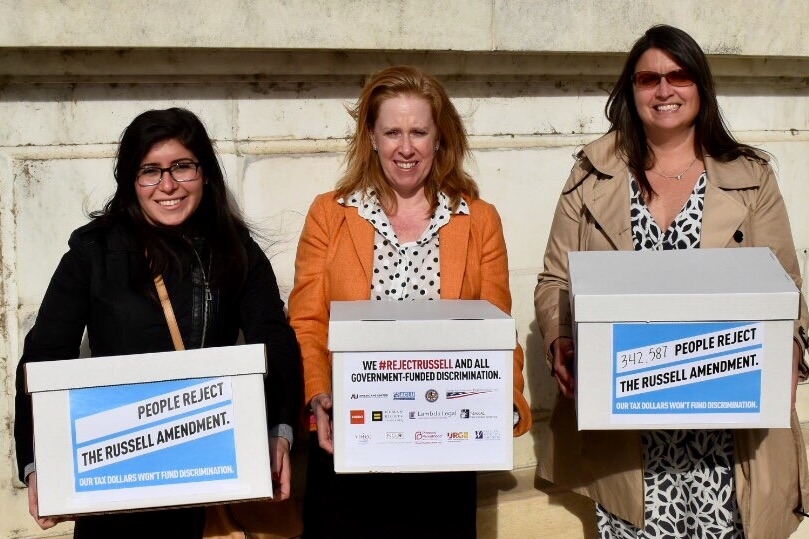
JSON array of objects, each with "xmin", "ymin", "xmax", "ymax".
[{"xmin": 478, "ymin": 467, "xmax": 595, "ymax": 538}]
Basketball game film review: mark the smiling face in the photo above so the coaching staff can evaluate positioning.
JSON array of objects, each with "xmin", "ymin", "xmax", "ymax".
[
  {"xmin": 135, "ymin": 138, "xmax": 204, "ymax": 227},
  {"xmin": 371, "ymin": 94, "xmax": 438, "ymax": 201},
  {"xmin": 633, "ymin": 48, "xmax": 701, "ymax": 141}
]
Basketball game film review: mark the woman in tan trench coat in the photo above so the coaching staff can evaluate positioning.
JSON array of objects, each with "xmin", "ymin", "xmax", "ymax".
[{"xmin": 535, "ymin": 24, "xmax": 809, "ymax": 539}]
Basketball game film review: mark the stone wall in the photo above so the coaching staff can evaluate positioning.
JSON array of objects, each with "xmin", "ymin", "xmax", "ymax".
[{"xmin": 2, "ymin": 1, "xmax": 809, "ymax": 536}]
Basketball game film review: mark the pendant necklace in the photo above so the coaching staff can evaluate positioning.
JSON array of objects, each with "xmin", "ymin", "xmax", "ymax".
[{"xmin": 650, "ymin": 156, "xmax": 698, "ymax": 181}]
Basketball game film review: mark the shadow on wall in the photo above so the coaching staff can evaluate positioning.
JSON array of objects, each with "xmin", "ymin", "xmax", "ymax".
[{"xmin": 524, "ymin": 318, "xmax": 599, "ymax": 539}]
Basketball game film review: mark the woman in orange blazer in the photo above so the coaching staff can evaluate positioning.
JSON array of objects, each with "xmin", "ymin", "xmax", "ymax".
[{"xmin": 289, "ymin": 65, "xmax": 531, "ymax": 539}]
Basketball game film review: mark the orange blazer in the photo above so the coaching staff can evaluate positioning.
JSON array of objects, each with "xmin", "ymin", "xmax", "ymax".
[{"xmin": 289, "ymin": 191, "xmax": 531, "ymax": 436}]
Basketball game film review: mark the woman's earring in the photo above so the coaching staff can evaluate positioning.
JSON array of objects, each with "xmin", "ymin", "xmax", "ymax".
[{"xmin": 434, "ymin": 144, "xmax": 439, "ymax": 152}]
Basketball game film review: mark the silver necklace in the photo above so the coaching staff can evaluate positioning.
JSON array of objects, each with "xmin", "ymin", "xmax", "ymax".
[{"xmin": 650, "ymin": 156, "xmax": 698, "ymax": 181}]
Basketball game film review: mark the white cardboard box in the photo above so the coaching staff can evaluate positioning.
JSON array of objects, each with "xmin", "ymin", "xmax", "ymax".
[
  {"xmin": 328, "ymin": 299, "xmax": 515, "ymax": 473},
  {"xmin": 25, "ymin": 343, "xmax": 272, "ymax": 517},
  {"xmin": 569, "ymin": 247, "xmax": 798, "ymax": 430}
]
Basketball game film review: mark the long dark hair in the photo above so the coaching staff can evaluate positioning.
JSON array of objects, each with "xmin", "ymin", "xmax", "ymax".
[
  {"xmin": 605, "ymin": 24, "xmax": 761, "ymax": 200},
  {"xmin": 335, "ymin": 65, "xmax": 478, "ymax": 214},
  {"xmin": 92, "ymin": 107, "xmax": 249, "ymax": 288}
]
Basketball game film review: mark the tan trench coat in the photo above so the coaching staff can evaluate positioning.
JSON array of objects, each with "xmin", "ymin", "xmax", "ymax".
[{"xmin": 534, "ymin": 132, "xmax": 809, "ymax": 539}]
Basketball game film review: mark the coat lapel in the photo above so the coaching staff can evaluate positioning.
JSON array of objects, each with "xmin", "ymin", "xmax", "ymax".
[
  {"xmin": 344, "ymin": 206, "xmax": 375, "ymax": 285},
  {"xmin": 582, "ymin": 173, "xmax": 634, "ymax": 251},
  {"xmin": 579, "ymin": 150, "xmax": 754, "ymax": 251},
  {"xmin": 439, "ymin": 212, "xmax": 470, "ymax": 299},
  {"xmin": 701, "ymin": 157, "xmax": 750, "ymax": 248},
  {"xmin": 578, "ymin": 134, "xmax": 634, "ymax": 251}
]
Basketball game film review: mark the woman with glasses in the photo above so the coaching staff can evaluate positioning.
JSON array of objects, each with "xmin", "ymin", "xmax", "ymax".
[
  {"xmin": 535, "ymin": 24, "xmax": 809, "ymax": 538},
  {"xmin": 14, "ymin": 107, "xmax": 303, "ymax": 538}
]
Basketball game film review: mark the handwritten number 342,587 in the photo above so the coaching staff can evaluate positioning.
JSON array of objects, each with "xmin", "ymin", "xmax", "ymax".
[{"xmin": 619, "ymin": 346, "xmax": 667, "ymax": 368}]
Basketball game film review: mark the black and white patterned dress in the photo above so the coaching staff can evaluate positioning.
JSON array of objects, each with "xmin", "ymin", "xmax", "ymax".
[{"xmin": 596, "ymin": 172, "xmax": 746, "ymax": 538}]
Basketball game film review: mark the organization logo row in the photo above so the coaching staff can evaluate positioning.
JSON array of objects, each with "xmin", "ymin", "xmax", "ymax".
[
  {"xmin": 350, "ymin": 389, "xmax": 494, "ymax": 402},
  {"xmin": 350, "ymin": 408, "xmax": 496, "ymax": 423},
  {"xmin": 352, "ymin": 429, "xmax": 501, "ymax": 444}
]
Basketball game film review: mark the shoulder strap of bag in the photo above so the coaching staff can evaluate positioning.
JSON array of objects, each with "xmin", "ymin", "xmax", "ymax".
[
  {"xmin": 153, "ymin": 268, "xmax": 253, "ymax": 539},
  {"xmin": 153, "ymin": 278, "xmax": 245, "ymax": 539},
  {"xmin": 154, "ymin": 275, "xmax": 186, "ymax": 351}
]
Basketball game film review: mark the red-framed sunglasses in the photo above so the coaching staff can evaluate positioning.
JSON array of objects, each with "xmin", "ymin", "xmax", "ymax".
[{"xmin": 632, "ymin": 70, "xmax": 696, "ymax": 89}]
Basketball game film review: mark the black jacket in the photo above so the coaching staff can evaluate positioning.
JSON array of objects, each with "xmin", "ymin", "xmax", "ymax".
[{"xmin": 14, "ymin": 219, "xmax": 303, "ymax": 537}]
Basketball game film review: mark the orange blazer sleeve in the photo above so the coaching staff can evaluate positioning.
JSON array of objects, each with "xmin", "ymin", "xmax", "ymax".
[{"xmin": 289, "ymin": 192, "xmax": 373, "ymax": 406}]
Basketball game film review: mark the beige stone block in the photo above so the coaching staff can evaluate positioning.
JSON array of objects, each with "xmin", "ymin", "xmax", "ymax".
[
  {"xmin": 241, "ymin": 153, "xmax": 344, "ymax": 296},
  {"xmin": 473, "ymin": 147, "xmax": 576, "ymax": 271},
  {"xmin": 0, "ymin": 0, "xmax": 492, "ymax": 50},
  {"xmin": 13, "ymin": 158, "xmax": 111, "ymax": 305},
  {"xmin": 236, "ymin": 91, "xmax": 356, "ymax": 142},
  {"xmin": 720, "ymin": 90, "xmax": 809, "ymax": 133},
  {"xmin": 494, "ymin": 0, "xmax": 809, "ymax": 57},
  {"xmin": 479, "ymin": 467, "xmax": 597, "ymax": 538},
  {"xmin": 0, "ymin": 85, "xmax": 234, "ymax": 147},
  {"xmin": 455, "ymin": 89, "xmax": 610, "ymax": 137}
]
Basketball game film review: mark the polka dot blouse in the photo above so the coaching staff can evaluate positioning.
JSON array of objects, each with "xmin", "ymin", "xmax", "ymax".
[{"xmin": 340, "ymin": 190, "xmax": 469, "ymax": 301}]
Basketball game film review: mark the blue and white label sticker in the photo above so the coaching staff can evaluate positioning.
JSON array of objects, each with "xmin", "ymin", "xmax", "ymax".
[
  {"xmin": 70, "ymin": 377, "xmax": 238, "ymax": 492},
  {"xmin": 612, "ymin": 322, "xmax": 762, "ymax": 419}
]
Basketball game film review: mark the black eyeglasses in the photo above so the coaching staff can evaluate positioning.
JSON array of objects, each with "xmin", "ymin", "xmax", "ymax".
[
  {"xmin": 136, "ymin": 162, "xmax": 201, "ymax": 187},
  {"xmin": 632, "ymin": 70, "xmax": 696, "ymax": 89}
]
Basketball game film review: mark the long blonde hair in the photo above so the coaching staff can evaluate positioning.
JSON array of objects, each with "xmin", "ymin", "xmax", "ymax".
[{"xmin": 335, "ymin": 65, "xmax": 478, "ymax": 213}]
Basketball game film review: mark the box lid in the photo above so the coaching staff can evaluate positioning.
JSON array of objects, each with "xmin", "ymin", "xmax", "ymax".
[
  {"xmin": 25, "ymin": 343, "xmax": 267, "ymax": 393},
  {"xmin": 328, "ymin": 299, "xmax": 516, "ymax": 352},
  {"xmin": 569, "ymin": 247, "xmax": 799, "ymax": 322}
]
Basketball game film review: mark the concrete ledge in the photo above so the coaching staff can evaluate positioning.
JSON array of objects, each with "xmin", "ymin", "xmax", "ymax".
[
  {"xmin": 3, "ymin": 49, "xmax": 809, "ymax": 83},
  {"xmin": 2, "ymin": 1, "xmax": 809, "ymax": 57}
]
